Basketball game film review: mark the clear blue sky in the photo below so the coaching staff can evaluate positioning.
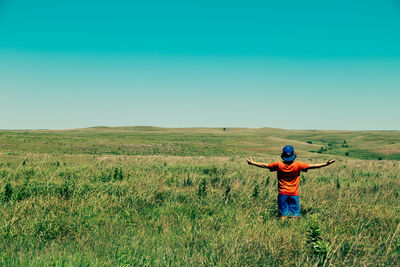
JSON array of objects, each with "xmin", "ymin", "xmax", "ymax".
[{"xmin": 1, "ymin": 0, "xmax": 400, "ymax": 130}]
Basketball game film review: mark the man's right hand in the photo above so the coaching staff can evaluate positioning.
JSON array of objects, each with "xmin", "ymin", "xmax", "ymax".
[
  {"xmin": 246, "ymin": 157, "xmax": 254, "ymax": 165},
  {"xmin": 327, "ymin": 159, "xmax": 336, "ymax": 165}
]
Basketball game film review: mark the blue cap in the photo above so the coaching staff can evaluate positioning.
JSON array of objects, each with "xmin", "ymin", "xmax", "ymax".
[{"xmin": 282, "ymin": 145, "xmax": 295, "ymax": 162}]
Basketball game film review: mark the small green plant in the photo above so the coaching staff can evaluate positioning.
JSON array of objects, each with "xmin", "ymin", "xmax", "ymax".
[
  {"xmin": 372, "ymin": 184, "xmax": 379, "ymax": 193},
  {"xmin": 58, "ymin": 179, "xmax": 75, "ymax": 199},
  {"xmin": 252, "ymin": 183, "xmax": 259, "ymax": 199},
  {"xmin": 336, "ymin": 178, "xmax": 341, "ymax": 189},
  {"xmin": 23, "ymin": 168, "xmax": 35, "ymax": 179},
  {"xmin": 0, "ymin": 169, "xmax": 8, "ymax": 178},
  {"xmin": 198, "ymin": 178, "xmax": 207, "ymax": 198},
  {"xmin": 223, "ymin": 185, "xmax": 231, "ymax": 204},
  {"xmin": 306, "ymin": 215, "xmax": 329, "ymax": 261},
  {"xmin": 98, "ymin": 171, "xmax": 112, "ymax": 182},
  {"xmin": 183, "ymin": 176, "xmax": 193, "ymax": 186},
  {"xmin": 1, "ymin": 182, "xmax": 13, "ymax": 203},
  {"xmin": 221, "ymin": 178, "xmax": 230, "ymax": 187},
  {"xmin": 113, "ymin": 167, "xmax": 124, "ymax": 181},
  {"xmin": 265, "ymin": 176, "xmax": 270, "ymax": 186},
  {"xmin": 203, "ymin": 166, "xmax": 218, "ymax": 176},
  {"xmin": 210, "ymin": 176, "xmax": 220, "ymax": 187}
]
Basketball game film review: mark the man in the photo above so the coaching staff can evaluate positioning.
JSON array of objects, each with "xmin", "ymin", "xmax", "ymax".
[{"xmin": 247, "ymin": 145, "xmax": 335, "ymax": 219}]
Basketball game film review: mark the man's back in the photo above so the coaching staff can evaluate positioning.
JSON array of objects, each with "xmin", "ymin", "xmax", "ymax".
[{"xmin": 267, "ymin": 161, "xmax": 310, "ymax": 196}]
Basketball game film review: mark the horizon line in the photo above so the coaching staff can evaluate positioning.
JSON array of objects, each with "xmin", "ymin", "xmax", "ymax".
[{"xmin": 1, "ymin": 125, "xmax": 399, "ymax": 132}]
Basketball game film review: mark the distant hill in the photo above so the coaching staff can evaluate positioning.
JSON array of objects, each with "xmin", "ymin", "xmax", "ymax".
[{"xmin": 0, "ymin": 126, "xmax": 399, "ymax": 160}]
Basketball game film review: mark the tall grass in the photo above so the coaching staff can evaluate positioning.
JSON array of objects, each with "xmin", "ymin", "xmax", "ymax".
[{"xmin": 0, "ymin": 153, "xmax": 399, "ymax": 265}]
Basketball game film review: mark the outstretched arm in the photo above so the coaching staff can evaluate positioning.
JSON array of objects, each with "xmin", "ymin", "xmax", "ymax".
[
  {"xmin": 308, "ymin": 159, "xmax": 336, "ymax": 169},
  {"xmin": 246, "ymin": 157, "xmax": 271, "ymax": 169}
]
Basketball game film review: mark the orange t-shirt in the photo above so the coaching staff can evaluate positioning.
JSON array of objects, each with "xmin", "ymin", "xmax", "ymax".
[{"xmin": 267, "ymin": 161, "xmax": 310, "ymax": 196}]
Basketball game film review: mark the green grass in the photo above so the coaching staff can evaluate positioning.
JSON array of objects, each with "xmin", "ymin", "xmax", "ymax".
[
  {"xmin": 1, "ymin": 126, "xmax": 400, "ymax": 160},
  {"xmin": 0, "ymin": 127, "xmax": 399, "ymax": 266}
]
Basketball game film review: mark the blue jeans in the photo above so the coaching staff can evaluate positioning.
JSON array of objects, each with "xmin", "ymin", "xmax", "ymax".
[{"xmin": 277, "ymin": 194, "xmax": 300, "ymax": 217}]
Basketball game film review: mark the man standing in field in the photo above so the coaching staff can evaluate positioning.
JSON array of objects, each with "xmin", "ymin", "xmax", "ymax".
[{"xmin": 246, "ymin": 145, "xmax": 335, "ymax": 220}]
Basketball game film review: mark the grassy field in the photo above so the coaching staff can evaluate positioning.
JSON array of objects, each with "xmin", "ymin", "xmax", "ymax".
[{"xmin": 0, "ymin": 127, "xmax": 399, "ymax": 266}]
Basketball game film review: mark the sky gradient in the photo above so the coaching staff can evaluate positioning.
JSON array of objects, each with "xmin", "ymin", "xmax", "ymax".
[{"xmin": 1, "ymin": 0, "xmax": 400, "ymax": 130}]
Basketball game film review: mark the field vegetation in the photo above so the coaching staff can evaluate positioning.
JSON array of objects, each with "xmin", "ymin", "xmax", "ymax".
[{"xmin": 0, "ymin": 127, "xmax": 399, "ymax": 266}]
